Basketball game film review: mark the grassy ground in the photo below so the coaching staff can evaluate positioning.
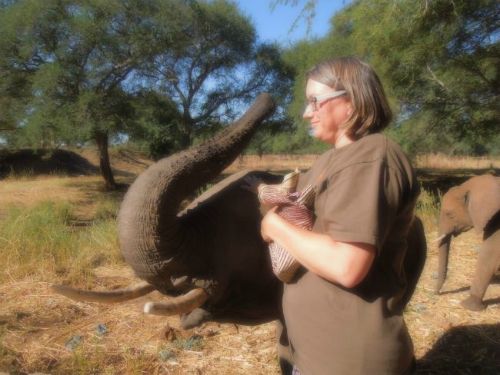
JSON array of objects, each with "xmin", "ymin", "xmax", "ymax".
[{"xmin": 0, "ymin": 153, "xmax": 499, "ymax": 374}]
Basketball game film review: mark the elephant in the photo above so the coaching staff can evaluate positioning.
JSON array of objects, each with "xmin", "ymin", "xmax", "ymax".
[
  {"xmin": 435, "ymin": 174, "xmax": 500, "ymax": 311},
  {"xmin": 53, "ymin": 93, "xmax": 285, "ymax": 329}
]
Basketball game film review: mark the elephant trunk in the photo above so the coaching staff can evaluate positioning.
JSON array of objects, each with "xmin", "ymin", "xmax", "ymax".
[
  {"xmin": 435, "ymin": 233, "xmax": 452, "ymax": 293},
  {"xmin": 118, "ymin": 94, "xmax": 275, "ymax": 287}
]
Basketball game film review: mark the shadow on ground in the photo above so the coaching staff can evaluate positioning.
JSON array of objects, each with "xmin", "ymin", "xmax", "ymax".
[
  {"xmin": 0, "ymin": 148, "xmax": 138, "ymax": 179},
  {"xmin": 0, "ymin": 149, "xmax": 98, "ymax": 178},
  {"xmin": 416, "ymin": 323, "xmax": 500, "ymax": 374}
]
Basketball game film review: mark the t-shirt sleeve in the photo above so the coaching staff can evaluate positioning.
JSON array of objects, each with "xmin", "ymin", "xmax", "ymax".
[
  {"xmin": 297, "ymin": 168, "xmax": 313, "ymax": 191},
  {"xmin": 319, "ymin": 159, "xmax": 401, "ymax": 251}
]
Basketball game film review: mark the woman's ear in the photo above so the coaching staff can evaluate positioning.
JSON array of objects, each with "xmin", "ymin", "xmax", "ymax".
[
  {"xmin": 467, "ymin": 176, "xmax": 500, "ymax": 233},
  {"xmin": 346, "ymin": 102, "xmax": 353, "ymax": 117}
]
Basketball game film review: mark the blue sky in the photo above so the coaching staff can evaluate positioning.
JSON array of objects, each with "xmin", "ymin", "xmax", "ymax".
[{"xmin": 236, "ymin": 1, "xmax": 351, "ymax": 46}]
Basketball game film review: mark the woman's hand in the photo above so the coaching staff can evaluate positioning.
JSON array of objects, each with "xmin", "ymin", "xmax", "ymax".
[
  {"xmin": 241, "ymin": 174, "xmax": 262, "ymax": 193},
  {"xmin": 260, "ymin": 206, "xmax": 279, "ymax": 242}
]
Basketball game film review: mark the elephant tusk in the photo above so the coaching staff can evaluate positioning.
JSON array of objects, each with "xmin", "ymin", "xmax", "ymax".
[
  {"xmin": 143, "ymin": 288, "xmax": 209, "ymax": 316},
  {"xmin": 434, "ymin": 234, "xmax": 448, "ymax": 244},
  {"xmin": 51, "ymin": 281, "xmax": 155, "ymax": 303}
]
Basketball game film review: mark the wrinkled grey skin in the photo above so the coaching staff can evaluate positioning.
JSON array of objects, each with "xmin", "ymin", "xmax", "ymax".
[
  {"xmin": 118, "ymin": 93, "xmax": 283, "ymax": 328},
  {"xmin": 435, "ymin": 174, "xmax": 500, "ymax": 311}
]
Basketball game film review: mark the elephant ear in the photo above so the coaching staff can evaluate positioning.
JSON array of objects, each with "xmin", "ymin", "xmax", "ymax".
[
  {"xmin": 178, "ymin": 170, "xmax": 281, "ymax": 216},
  {"xmin": 468, "ymin": 175, "xmax": 500, "ymax": 233}
]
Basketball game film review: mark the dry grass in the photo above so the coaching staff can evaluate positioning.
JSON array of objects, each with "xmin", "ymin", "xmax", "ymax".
[
  {"xmin": 0, "ymin": 278, "xmax": 280, "ymax": 374},
  {"xmin": 405, "ymin": 228, "xmax": 500, "ymax": 374},
  {"xmin": 224, "ymin": 153, "xmax": 500, "ymax": 174},
  {"xmin": 414, "ymin": 153, "xmax": 499, "ymax": 170},
  {"xmin": 225, "ymin": 154, "xmax": 319, "ymax": 174},
  {"xmin": 0, "ymin": 176, "xmax": 88, "ymax": 211},
  {"xmin": 0, "ymin": 152, "xmax": 499, "ymax": 374}
]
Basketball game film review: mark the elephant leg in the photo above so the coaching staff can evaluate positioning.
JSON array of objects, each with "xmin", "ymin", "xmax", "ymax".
[
  {"xmin": 180, "ymin": 308, "xmax": 213, "ymax": 329},
  {"xmin": 461, "ymin": 230, "xmax": 500, "ymax": 311},
  {"xmin": 276, "ymin": 318, "xmax": 294, "ymax": 375}
]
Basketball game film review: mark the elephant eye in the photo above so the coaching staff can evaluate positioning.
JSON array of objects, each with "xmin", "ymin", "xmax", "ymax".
[{"xmin": 463, "ymin": 192, "xmax": 470, "ymax": 205}]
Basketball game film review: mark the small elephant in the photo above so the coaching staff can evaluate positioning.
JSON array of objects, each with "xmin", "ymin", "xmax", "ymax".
[{"xmin": 435, "ymin": 174, "xmax": 500, "ymax": 311}]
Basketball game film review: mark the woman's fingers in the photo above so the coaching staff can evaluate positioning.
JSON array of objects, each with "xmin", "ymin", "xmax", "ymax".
[{"xmin": 241, "ymin": 175, "xmax": 262, "ymax": 193}]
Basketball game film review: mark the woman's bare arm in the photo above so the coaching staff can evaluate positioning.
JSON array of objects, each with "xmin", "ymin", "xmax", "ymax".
[{"xmin": 261, "ymin": 209, "xmax": 375, "ymax": 288}]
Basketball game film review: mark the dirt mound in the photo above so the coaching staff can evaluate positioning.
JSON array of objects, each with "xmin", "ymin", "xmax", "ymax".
[{"xmin": 0, "ymin": 149, "xmax": 99, "ymax": 179}]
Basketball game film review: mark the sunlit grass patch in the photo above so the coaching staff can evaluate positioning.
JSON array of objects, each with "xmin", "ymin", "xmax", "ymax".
[
  {"xmin": 93, "ymin": 195, "xmax": 121, "ymax": 221},
  {"xmin": 0, "ymin": 201, "xmax": 123, "ymax": 284},
  {"xmin": 0, "ymin": 176, "xmax": 97, "ymax": 212},
  {"xmin": 415, "ymin": 153, "xmax": 499, "ymax": 170}
]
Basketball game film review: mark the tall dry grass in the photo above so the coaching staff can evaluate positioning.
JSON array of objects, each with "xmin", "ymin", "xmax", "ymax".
[
  {"xmin": 225, "ymin": 154, "xmax": 319, "ymax": 173},
  {"xmin": 225, "ymin": 153, "xmax": 499, "ymax": 173},
  {"xmin": 415, "ymin": 188, "xmax": 440, "ymax": 230},
  {"xmin": 0, "ymin": 200, "xmax": 123, "ymax": 285},
  {"xmin": 414, "ymin": 153, "xmax": 498, "ymax": 169}
]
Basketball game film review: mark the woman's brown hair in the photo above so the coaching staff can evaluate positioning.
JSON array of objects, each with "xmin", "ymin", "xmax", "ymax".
[{"xmin": 306, "ymin": 56, "xmax": 392, "ymax": 138}]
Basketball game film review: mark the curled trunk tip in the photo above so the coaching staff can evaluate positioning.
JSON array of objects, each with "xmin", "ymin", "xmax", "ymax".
[{"xmin": 143, "ymin": 288, "xmax": 209, "ymax": 315}]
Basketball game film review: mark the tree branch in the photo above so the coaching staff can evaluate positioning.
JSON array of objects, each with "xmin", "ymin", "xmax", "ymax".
[{"xmin": 426, "ymin": 64, "xmax": 448, "ymax": 91}]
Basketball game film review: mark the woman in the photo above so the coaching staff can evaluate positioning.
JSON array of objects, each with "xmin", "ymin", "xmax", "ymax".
[{"xmin": 261, "ymin": 57, "xmax": 420, "ymax": 374}]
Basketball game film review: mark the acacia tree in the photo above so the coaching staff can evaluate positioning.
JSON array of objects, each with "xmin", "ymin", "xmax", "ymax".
[
  {"xmin": 127, "ymin": 90, "xmax": 185, "ymax": 160},
  {"xmin": 282, "ymin": 0, "xmax": 499, "ymax": 155},
  {"xmin": 139, "ymin": 0, "xmax": 294, "ymax": 149},
  {"xmin": 336, "ymin": 0, "xmax": 499, "ymax": 154},
  {"xmin": 1, "ymin": 0, "xmax": 294, "ymax": 186},
  {"xmin": 0, "ymin": 0, "xmax": 184, "ymax": 188},
  {"xmin": 270, "ymin": 0, "xmax": 318, "ymax": 35}
]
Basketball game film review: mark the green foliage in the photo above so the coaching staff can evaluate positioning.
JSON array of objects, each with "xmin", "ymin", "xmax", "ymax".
[
  {"xmin": 139, "ymin": 0, "xmax": 295, "ymax": 149},
  {"xmin": 245, "ymin": 117, "xmax": 328, "ymax": 154},
  {"xmin": 2, "ymin": 0, "xmax": 497, "ymax": 156},
  {"xmin": 0, "ymin": 0, "xmax": 171, "ymax": 186},
  {"xmin": 127, "ymin": 90, "xmax": 184, "ymax": 159},
  {"xmin": 282, "ymin": 0, "xmax": 499, "ymax": 156},
  {"xmin": 0, "ymin": 0, "xmax": 142, "ymax": 139},
  {"xmin": 0, "ymin": 0, "xmax": 294, "ymax": 166}
]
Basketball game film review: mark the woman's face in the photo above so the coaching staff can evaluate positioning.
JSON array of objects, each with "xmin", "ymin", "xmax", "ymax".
[{"xmin": 303, "ymin": 79, "xmax": 352, "ymax": 146}]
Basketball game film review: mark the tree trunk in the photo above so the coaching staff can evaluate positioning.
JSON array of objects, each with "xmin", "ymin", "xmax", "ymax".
[
  {"xmin": 179, "ymin": 112, "xmax": 193, "ymax": 149},
  {"xmin": 94, "ymin": 131, "xmax": 117, "ymax": 190}
]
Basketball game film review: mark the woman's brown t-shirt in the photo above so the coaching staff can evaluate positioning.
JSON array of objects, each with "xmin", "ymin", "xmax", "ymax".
[{"xmin": 283, "ymin": 133, "xmax": 420, "ymax": 375}]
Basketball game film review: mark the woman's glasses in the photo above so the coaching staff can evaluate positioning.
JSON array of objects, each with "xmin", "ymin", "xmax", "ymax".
[{"xmin": 305, "ymin": 90, "xmax": 347, "ymax": 112}]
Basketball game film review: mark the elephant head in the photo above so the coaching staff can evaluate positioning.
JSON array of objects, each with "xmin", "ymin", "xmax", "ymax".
[
  {"xmin": 53, "ymin": 93, "xmax": 285, "ymax": 328},
  {"xmin": 435, "ymin": 174, "xmax": 500, "ymax": 310}
]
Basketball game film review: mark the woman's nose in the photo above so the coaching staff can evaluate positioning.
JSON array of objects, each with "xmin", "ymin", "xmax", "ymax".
[{"xmin": 303, "ymin": 105, "xmax": 313, "ymax": 119}]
